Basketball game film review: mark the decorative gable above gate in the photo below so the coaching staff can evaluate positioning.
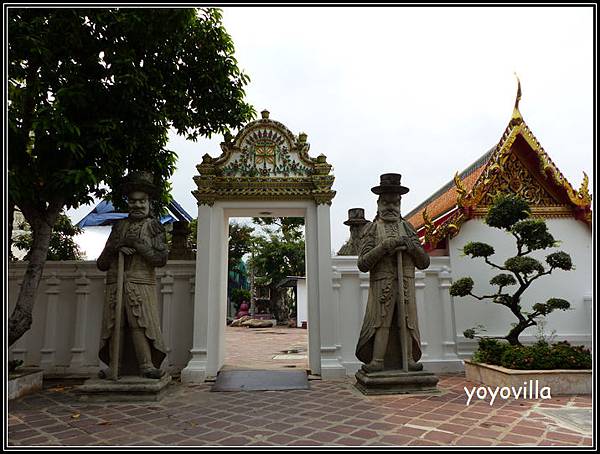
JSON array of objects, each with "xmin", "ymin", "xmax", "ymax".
[{"xmin": 193, "ymin": 110, "xmax": 336, "ymax": 206}]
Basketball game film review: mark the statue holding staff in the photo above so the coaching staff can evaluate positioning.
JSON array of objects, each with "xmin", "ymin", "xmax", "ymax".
[
  {"xmin": 97, "ymin": 171, "xmax": 168, "ymax": 380},
  {"xmin": 356, "ymin": 173, "xmax": 430, "ymax": 373}
]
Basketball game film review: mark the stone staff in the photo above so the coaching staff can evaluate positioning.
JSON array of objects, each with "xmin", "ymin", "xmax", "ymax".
[
  {"xmin": 397, "ymin": 246, "xmax": 408, "ymax": 372},
  {"xmin": 110, "ymin": 251, "xmax": 125, "ymax": 380}
]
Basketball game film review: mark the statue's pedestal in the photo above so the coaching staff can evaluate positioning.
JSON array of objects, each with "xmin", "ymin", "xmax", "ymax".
[
  {"xmin": 354, "ymin": 369, "xmax": 439, "ymax": 395},
  {"xmin": 76, "ymin": 374, "xmax": 171, "ymax": 402}
]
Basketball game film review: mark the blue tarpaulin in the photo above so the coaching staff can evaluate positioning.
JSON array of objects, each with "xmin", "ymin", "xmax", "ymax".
[{"xmin": 76, "ymin": 200, "xmax": 192, "ymax": 228}]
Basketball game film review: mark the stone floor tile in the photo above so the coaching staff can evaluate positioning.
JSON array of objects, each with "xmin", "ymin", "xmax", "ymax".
[
  {"xmin": 333, "ymin": 436, "xmax": 367, "ymax": 446},
  {"xmin": 453, "ymin": 435, "xmax": 495, "ymax": 446},
  {"xmin": 8, "ymin": 328, "xmax": 593, "ymax": 448},
  {"xmin": 307, "ymin": 431, "xmax": 341, "ymax": 443},
  {"xmin": 379, "ymin": 434, "xmax": 415, "ymax": 445},
  {"xmin": 350, "ymin": 429, "xmax": 379, "ymax": 439}
]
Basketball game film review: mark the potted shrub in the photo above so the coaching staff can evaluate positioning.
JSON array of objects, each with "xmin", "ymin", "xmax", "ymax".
[{"xmin": 450, "ymin": 194, "xmax": 591, "ymax": 394}]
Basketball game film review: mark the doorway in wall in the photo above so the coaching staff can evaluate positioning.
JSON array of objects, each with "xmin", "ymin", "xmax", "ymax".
[{"xmin": 224, "ymin": 216, "xmax": 309, "ymax": 372}]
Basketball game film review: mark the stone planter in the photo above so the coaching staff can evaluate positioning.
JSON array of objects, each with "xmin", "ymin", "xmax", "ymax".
[
  {"xmin": 464, "ymin": 360, "xmax": 591, "ymax": 395},
  {"xmin": 9, "ymin": 368, "xmax": 43, "ymax": 400}
]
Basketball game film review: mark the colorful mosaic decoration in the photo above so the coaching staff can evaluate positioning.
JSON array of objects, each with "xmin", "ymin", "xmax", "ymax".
[
  {"xmin": 222, "ymin": 128, "xmax": 313, "ymax": 177},
  {"xmin": 194, "ymin": 110, "xmax": 335, "ymax": 205}
]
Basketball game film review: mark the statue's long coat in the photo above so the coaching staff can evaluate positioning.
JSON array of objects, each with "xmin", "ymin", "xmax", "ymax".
[
  {"xmin": 355, "ymin": 217, "xmax": 430, "ymax": 367},
  {"xmin": 97, "ymin": 217, "xmax": 168, "ymax": 371}
]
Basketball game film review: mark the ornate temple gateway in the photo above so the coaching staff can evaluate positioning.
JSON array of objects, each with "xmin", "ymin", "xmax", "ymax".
[{"xmin": 182, "ymin": 110, "xmax": 346, "ymax": 383}]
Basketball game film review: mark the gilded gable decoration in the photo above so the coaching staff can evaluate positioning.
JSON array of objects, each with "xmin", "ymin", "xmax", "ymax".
[
  {"xmin": 193, "ymin": 110, "xmax": 336, "ymax": 206},
  {"xmin": 413, "ymin": 78, "xmax": 592, "ymax": 249}
]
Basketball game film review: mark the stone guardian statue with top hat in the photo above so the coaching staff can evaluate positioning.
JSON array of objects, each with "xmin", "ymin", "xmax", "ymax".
[
  {"xmin": 96, "ymin": 171, "xmax": 168, "ymax": 380},
  {"xmin": 354, "ymin": 173, "xmax": 438, "ymax": 395},
  {"xmin": 337, "ymin": 208, "xmax": 369, "ymax": 256}
]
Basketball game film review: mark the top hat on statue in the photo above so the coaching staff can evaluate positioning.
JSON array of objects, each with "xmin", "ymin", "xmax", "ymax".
[
  {"xmin": 371, "ymin": 173, "xmax": 410, "ymax": 195},
  {"xmin": 120, "ymin": 171, "xmax": 159, "ymax": 198},
  {"xmin": 343, "ymin": 208, "xmax": 369, "ymax": 226}
]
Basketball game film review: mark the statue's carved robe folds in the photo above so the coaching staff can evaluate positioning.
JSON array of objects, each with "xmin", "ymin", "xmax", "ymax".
[
  {"xmin": 97, "ymin": 217, "xmax": 168, "ymax": 374},
  {"xmin": 355, "ymin": 218, "xmax": 430, "ymax": 369},
  {"xmin": 337, "ymin": 235, "xmax": 361, "ymax": 256}
]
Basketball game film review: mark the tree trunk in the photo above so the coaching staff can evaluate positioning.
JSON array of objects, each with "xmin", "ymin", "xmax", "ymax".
[
  {"xmin": 8, "ymin": 210, "xmax": 59, "ymax": 346},
  {"xmin": 505, "ymin": 320, "xmax": 535, "ymax": 347},
  {"xmin": 269, "ymin": 286, "xmax": 283, "ymax": 323},
  {"xmin": 8, "ymin": 198, "xmax": 15, "ymax": 260}
]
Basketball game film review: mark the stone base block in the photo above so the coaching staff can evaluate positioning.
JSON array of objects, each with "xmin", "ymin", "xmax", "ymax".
[
  {"xmin": 76, "ymin": 374, "xmax": 172, "ymax": 402},
  {"xmin": 354, "ymin": 369, "xmax": 439, "ymax": 395},
  {"xmin": 9, "ymin": 368, "xmax": 43, "ymax": 400},
  {"xmin": 464, "ymin": 360, "xmax": 591, "ymax": 395}
]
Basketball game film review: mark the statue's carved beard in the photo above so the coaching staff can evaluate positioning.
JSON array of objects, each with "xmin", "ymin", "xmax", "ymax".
[
  {"xmin": 129, "ymin": 211, "xmax": 148, "ymax": 220},
  {"xmin": 379, "ymin": 209, "xmax": 399, "ymax": 222}
]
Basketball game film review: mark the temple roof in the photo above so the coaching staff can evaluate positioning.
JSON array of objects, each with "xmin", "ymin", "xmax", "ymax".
[
  {"xmin": 405, "ymin": 79, "xmax": 592, "ymax": 249},
  {"xmin": 405, "ymin": 147, "xmax": 494, "ymax": 229}
]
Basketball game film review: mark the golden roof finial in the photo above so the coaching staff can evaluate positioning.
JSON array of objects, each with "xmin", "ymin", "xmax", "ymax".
[{"xmin": 511, "ymin": 73, "xmax": 523, "ymax": 124}]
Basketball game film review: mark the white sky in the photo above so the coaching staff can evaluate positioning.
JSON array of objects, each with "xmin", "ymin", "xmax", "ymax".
[{"xmin": 67, "ymin": 6, "xmax": 594, "ymax": 259}]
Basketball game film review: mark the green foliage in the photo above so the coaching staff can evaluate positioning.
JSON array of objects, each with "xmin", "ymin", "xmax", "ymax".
[
  {"xmin": 9, "ymin": 8, "xmax": 254, "ymax": 215},
  {"xmin": 463, "ymin": 324, "xmax": 486, "ymax": 339},
  {"xmin": 8, "ymin": 8, "xmax": 254, "ymax": 346},
  {"xmin": 511, "ymin": 219, "xmax": 556, "ymax": 251},
  {"xmin": 245, "ymin": 218, "xmax": 305, "ymax": 322},
  {"xmin": 489, "ymin": 273, "xmax": 517, "ymax": 287},
  {"xmin": 463, "ymin": 328, "xmax": 477, "ymax": 339},
  {"xmin": 472, "ymin": 338, "xmax": 591, "ymax": 370},
  {"xmin": 250, "ymin": 218, "xmax": 305, "ymax": 283},
  {"xmin": 229, "ymin": 222, "xmax": 255, "ymax": 272},
  {"xmin": 497, "ymin": 341, "xmax": 591, "ymax": 370},
  {"xmin": 251, "ymin": 217, "xmax": 305, "ymax": 242},
  {"xmin": 472, "ymin": 338, "xmax": 509, "ymax": 366},
  {"xmin": 546, "ymin": 251, "xmax": 573, "ymax": 270},
  {"xmin": 449, "ymin": 277, "xmax": 474, "ymax": 297},
  {"xmin": 9, "ymin": 359, "xmax": 24, "ymax": 373},
  {"xmin": 14, "ymin": 212, "xmax": 84, "ymax": 261},
  {"xmin": 463, "ymin": 241, "xmax": 495, "ymax": 258},
  {"xmin": 187, "ymin": 218, "xmax": 198, "ymax": 250},
  {"xmin": 532, "ymin": 298, "xmax": 570, "ymax": 316},
  {"xmin": 485, "ymin": 194, "xmax": 531, "ymax": 229},
  {"xmin": 504, "ymin": 256, "xmax": 545, "ymax": 275}
]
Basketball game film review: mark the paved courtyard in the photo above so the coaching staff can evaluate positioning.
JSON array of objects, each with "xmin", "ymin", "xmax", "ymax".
[{"xmin": 7, "ymin": 327, "xmax": 594, "ymax": 447}]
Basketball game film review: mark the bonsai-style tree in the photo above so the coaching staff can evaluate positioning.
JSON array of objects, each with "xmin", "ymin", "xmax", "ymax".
[{"xmin": 449, "ymin": 194, "xmax": 573, "ymax": 346}]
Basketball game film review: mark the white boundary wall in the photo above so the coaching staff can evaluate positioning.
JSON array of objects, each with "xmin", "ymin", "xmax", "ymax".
[
  {"xmin": 9, "ymin": 219, "xmax": 592, "ymax": 379},
  {"xmin": 8, "ymin": 261, "xmax": 196, "ymax": 377}
]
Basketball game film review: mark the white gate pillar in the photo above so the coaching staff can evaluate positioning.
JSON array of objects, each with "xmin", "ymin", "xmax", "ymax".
[
  {"xmin": 315, "ymin": 203, "xmax": 345, "ymax": 378},
  {"xmin": 181, "ymin": 203, "xmax": 226, "ymax": 383}
]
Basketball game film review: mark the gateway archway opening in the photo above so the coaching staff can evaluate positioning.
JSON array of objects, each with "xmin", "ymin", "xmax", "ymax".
[{"xmin": 224, "ymin": 216, "xmax": 309, "ymax": 372}]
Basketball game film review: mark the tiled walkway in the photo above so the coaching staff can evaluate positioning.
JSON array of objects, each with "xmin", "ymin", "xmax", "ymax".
[
  {"xmin": 7, "ymin": 327, "xmax": 594, "ymax": 447},
  {"xmin": 223, "ymin": 326, "xmax": 309, "ymax": 371}
]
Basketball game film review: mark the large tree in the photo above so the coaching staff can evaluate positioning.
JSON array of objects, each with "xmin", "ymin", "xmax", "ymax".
[{"xmin": 8, "ymin": 8, "xmax": 254, "ymax": 346}]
